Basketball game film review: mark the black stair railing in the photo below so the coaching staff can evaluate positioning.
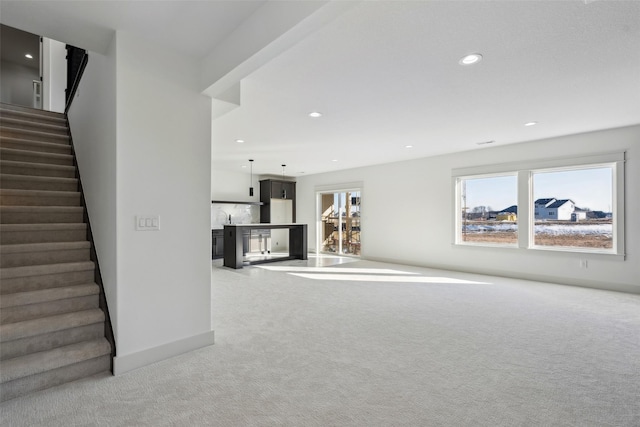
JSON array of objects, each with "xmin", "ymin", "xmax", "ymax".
[{"xmin": 65, "ymin": 45, "xmax": 88, "ymax": 113}]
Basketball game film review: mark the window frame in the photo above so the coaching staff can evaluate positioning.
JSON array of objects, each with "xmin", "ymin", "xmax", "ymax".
[
  {"xmin": 454, "ymin": 172, "xmax": 519, "ymax": 248},
  {"xmin": 452, "ymin": 151, "xmax": 625, "ymax": 259}
]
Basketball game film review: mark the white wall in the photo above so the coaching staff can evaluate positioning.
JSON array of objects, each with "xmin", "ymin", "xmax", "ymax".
[
  {"xmin": 211, "ymin": 167, "xmax": 259, "ymax": 202},
  {"xmin": 114, "ymin": 31, "xmax": 213, "ymax": 372},
  {"xmin": 42, "ymin": 37, "xmax": 67, "ymax": 113},
  {"xmin": 0, "ymin": 60, "xmax": 38, "ymax": 106},
  {"xmin": 68, "ymin": 30, "xmax": 214, "ymax": 374},
  {"xmin": 67, "ymin": 36, "xmax": 118, "ymax": 339},
  {"xmin": 296, "ymin": 125, "xmax": 640, "ymax": 294}
]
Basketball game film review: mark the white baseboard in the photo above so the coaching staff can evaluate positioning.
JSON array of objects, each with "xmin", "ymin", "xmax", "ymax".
[
  {"xmin": 364, "ymin": 256, "xmax": 640, "ymax": 295},
  {"xmin": 113, "ymin": 330, "xmax": 215, "ymax": 376}
]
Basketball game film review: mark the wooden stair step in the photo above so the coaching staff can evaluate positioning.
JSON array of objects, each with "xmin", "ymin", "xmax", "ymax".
[
  {"xmin": 0, "ymin": 338, "xmax": 111, "ymax": 402},
  {"xmin": 0, "ymin": 206, "xmax": 84, "ymax": 224},
  {"xmin": 0, "ymin": 136, "xmax": 72, "ymax": 154},
  {"xmin": 0, "ymin": 160, "xmax": 76, "ymax": 178}
]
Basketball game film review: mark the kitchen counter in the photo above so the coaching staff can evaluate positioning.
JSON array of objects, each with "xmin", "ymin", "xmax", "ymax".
[{"xmin": 223, "ymin": 223, "xmax": 307, "ymax": 269}]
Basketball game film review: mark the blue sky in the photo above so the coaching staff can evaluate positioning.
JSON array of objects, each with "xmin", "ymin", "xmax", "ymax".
[{"xmin": 464, "ymin": 167, "xmax": 612, "ymax": 212}]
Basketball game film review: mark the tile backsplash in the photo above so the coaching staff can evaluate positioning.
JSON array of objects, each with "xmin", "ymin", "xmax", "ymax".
[{"xmin": 211, "ymin": 203, "xmax": 260, "ymax": 229}]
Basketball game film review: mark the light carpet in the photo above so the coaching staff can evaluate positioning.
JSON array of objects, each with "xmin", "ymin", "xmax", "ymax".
[{"xmin": 1, "ymin": 256, "xmax": 639, "ymax": 426}]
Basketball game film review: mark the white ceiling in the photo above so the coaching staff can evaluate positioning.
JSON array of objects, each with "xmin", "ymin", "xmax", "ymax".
[
  {"xmin": 212, "ymin": 0, "xmax": 640, "ymax": 177},
  {"xmin": 1, "ymin": 1, "xmax": 639, "ymax": 178},
  {"xmin": 0, "ymin": 24, "xmax": 40, "ymax": 70}
]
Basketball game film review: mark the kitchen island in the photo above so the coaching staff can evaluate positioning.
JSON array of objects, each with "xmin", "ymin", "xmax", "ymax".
[{"xmin": 223, "ymin": 224, "xmax": 307, "ymax": 269}]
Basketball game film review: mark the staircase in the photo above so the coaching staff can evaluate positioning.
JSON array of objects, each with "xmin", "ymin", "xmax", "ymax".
[{"xmin": 0, "ymin": 103, "xmax": 112, "ymax": 402}]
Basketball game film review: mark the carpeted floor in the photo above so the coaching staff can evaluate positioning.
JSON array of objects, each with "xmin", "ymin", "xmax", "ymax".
[{"xmin": 1, "ymin": 256, "xmax": 639, "ymax": 426}]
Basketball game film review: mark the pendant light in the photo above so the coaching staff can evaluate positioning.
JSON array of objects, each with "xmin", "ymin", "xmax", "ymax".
[
  {"xmin": 281, "ymin": 164, "xmax": 287, "ymax": 199},
  {"xmin": 249, "ymin": 159, "xmax": 254, "ymax": 196}
]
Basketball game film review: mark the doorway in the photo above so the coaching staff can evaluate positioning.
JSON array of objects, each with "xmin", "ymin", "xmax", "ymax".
[
  {"xmin": 319, "ymin": 190, "xmax": 361, "ymax": 256},
  {"xmin": 0, "ymin": 25, "xmax": 42, "ymax": 108}
]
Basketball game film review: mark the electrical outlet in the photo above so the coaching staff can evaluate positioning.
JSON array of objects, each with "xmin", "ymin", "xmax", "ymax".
[{"xmin": 579, "ymin": 259, "xmax": 588, "ymax": 269}]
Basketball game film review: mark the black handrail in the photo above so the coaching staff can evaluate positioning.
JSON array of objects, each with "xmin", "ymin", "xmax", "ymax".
[{"xmin": 64, "ymin": 45, "xmax": 88, "ymax": 113}]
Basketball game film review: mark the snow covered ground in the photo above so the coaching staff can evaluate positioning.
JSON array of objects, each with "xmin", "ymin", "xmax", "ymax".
[{"xmin": 464, "ymin": 223, "xmax": 612, "ymax": 236}]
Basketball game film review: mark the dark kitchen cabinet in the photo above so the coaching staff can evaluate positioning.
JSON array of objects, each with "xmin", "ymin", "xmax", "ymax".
[
  {"xmin": 260, "ymin": 179, "xmax": 296, "ymax": 223},
  {"xmin": 212, "ymin": 229, "xmax": 224, "ymax": 259}
]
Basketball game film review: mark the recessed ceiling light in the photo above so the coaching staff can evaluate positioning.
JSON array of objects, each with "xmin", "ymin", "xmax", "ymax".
[
  {"xmin": 235, "ymin": 139, "xmax": 245, "ymax": 143},
  {"xmin": 241, "ymin": 165, "xmax": 247, "ymax": 168},
  {"xmin": 476, "ymin": 140, "xmax": 495, "ymax": 145},
  {"xmin": 524, "ymin": 121, "xmax": 538, "ymax": 127},
  {"xmin": 405, "ymin": 145, "xmax": 414, "ymax": 149},
  {"xmin": 309, "ymin": 112, "xmax": 323, "ymax": 118},
  {"xmin": 25, "ymin": 54, "xmax": 33, "ymax": 59},
  {"xmin": 459, "ymin": 53, "xmax": 483, "ymax": 66},
  {"xmin": 331, "ymin": 159, "xmax": 338, "ymax": 162}
]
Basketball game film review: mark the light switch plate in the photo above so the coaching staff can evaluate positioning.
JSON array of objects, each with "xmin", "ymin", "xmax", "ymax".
[{"xmin": 136, "ymin": 215, "xmax": 160, "ymax": 231}]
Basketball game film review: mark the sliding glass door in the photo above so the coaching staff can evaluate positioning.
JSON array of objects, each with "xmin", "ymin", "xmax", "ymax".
[{"xmin": 319, "ymin": 190, "xmax": 361, "ymax": 256}]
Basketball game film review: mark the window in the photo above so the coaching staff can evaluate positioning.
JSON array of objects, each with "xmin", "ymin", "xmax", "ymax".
[
  {"xmin": 532, "ymin": 166, "xmax": 613, "ymax": 250},
  {"xmin": 453, "ymin": 152, "xmax": 624, "ymax": 257},
  {"xmin": 458, "ymin": 175, "xmax": 517, "ymax": 245}
]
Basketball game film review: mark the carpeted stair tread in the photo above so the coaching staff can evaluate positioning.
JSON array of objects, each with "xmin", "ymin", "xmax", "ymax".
[
  {"xmin": 0, "ymin": 338, "xmax": 110, "ymax": 383},
  {"xmin": 0, "ymin": 283, "xmax": 99, "ymax": 309},
  {"xmin": 0, "ymin": 110, "xmax": 67, "ymax": 126},
  {"xmin": 0, "ymin": 117, "xmax": 69, "ymax": 135},
  {"xmin": 0, "ymin": 127, "xmax": 70, "ymax": 145},
  {"xmin": 0, "ymin": 309, "xmax": 105, "ymax": 342},
  {"xmin": 0, "ymin": 102, "xmax": 111, "ymax": 399},
  {"xmin": 0, "ymin": 241, "xmax": 90, "ymax": 254},
  {"xmin": 0, "ymin": 137, "xmax": 71, "ymax": 154},
  {"xmin": 0, "ymin": 206, "xmax": 84, "ymax": 224},
  {"xmin": 0, "ymin": 260, "xmax": 94, "ymax": 280},
  {"xmin": 0, "ymin": 160, "xmax": 76, "ymax": 178},
  {"xmin": 0, "ymin": 103, "xmax": 66, "ymax": 120},
  {"xmin": 0, "ymin": 147, "xmax": 74, "ymax": 166},
  {"xmin": 0, "ymin": 174, "xmax": 78, "ymax": 191},
  {"xmin": 0, "ymin": 189, "xmax": 81, "ymax": 207},
  {"xmin": 0, "ymin": 223, "xmax": 87, "ymax": 245},
  {"xmin": 0, "ymin": 241, "xmax": 91, "ymax": 268}
]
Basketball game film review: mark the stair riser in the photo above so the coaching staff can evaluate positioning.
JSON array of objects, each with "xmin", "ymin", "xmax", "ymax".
[
  {"xmin": 0, "ymin": 322, "xmax": 103, "ymax": 360},
  {"xmin": 0, "ymin": 248, "xmax": 90, "ymax": 268},
  {"xmin": 0, "ymin": 163, "xmax": 76, "ymax": 178},
  {"xmin": 0, "ymin": 110, "xmax": 67, "ymax": 126},
  {"xmin": 0, "ymin": 270, "xmax": 94, "ymax": 294},
  {"xmin": 0, "ymin": 138, "xmax": 71, "ymax": 155},
  {"xmin": 0, "ymin": 104, "xmax": 65, "ymax": 120},
  {"xmin": 0, "ymin": 177, "xmax": 78, "ymax": 192},
  {"xmin": 0, "ymin": 193, "xmax": 81, "ymax": 207},
  {"xmin": 1, "ymin": 295, "xmax": 99, "ymax": 324},
  {"xmin": 0, "ymin": 210, "xmax": 84, "ymax": 224},
  {"xmin": 0, "ymin": 121, "xmax": 68, "ymax": 137},
  {"xmin": 0, "ymin": 150, "xmax": 73, "ymax": 166},
  {"xmin": 0, "ymin": 228, "xmax": 86, "ymax": 245},
  {"xmin": 0, "ymin": 128, "xmax": 69, "ymax": 145},
  {"xmin": 0, "ymin": 354, "xmax": 109, "ymax": 402}
]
